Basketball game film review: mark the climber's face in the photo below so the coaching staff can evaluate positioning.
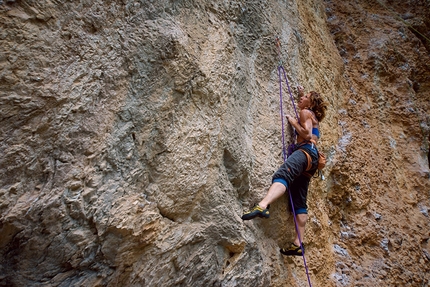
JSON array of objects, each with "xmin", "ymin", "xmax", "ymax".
[{"xmin": 298, "ymin": 93, "xmax": 311, "ymax": 109}]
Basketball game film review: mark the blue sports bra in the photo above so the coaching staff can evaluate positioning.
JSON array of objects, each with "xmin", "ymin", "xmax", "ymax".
[
  {"xmin": 312, "ymin": 127, "xmax": 320, "ymax": 138},
  {"xmin": 305, "ymin": 109, "xmax": 320, "ymax": 139}
]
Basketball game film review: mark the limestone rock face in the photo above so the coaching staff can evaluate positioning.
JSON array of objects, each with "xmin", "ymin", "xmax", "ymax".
[
  {"xmin": 0, "ymin": 0, "xmax": 429, "ymax": 286},
  {"xmin": 325, "ymin": 1, "xmax": 430, "ymax": 285}
]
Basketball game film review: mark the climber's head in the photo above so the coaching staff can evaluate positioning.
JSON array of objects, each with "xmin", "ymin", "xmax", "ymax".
[{"xmin": 308, "ymin": 91, "xmax": 327, "ymax": 122}]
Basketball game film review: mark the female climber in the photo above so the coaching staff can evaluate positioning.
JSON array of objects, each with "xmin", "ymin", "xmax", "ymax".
[{"xmin": 241, "ymin": 86, "xmax": 327, "ymax": 256}]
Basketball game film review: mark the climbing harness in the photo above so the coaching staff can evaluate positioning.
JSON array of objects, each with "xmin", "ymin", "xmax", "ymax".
[{"xmin": 275, "ymin": 37, "xmax": 313, "ymax": 287}]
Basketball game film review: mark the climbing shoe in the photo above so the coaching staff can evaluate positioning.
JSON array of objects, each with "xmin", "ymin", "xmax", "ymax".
[
  {"xmin": 241, "ymin": 204, "xmax": 270, "ymax": 220},
  {"xmin": 280, "ymin": 243, "xmax": 305, "ymax": 256}
]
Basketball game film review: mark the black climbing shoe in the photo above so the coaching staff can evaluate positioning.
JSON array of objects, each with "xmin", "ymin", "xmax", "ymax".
[
  {"xmin": 280, "ymin": 243, "xmax": 305, "ymax": 256},
  {"xmin": 241, "ymin": 204, "xmax": 269, "ymax": 220}
]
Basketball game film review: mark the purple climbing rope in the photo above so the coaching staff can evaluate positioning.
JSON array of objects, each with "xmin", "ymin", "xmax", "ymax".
[
  {"xmin": 277, "ymin": 64, "xmax": 313, "ymax": 287},
  {"xmin": 278, "ymin": 65, "xmax": 300, "ymax": 160}
]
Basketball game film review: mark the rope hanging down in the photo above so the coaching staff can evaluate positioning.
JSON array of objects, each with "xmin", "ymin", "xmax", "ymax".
[{"xmin": 275, "ymin": 37, "xmax": 313, "ymax": 287}]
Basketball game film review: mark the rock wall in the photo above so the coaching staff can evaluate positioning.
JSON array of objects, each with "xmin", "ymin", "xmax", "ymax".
[
  {"xmin": 0, "ymin": 0, "xmax": 429, "ymax": 286},
  {"xmin": 325, "ymin": 0, "xmax": 430, "ymax": 285}
]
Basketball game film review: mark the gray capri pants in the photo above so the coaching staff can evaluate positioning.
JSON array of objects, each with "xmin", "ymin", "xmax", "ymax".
[{"xmin": 272, "ymin": 143, "xmax": 318, "ymax": 214}]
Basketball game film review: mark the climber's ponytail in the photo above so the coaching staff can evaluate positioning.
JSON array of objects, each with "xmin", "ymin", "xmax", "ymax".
[{"xmin": 309, "ymin": 91, "xmax": 327, "ymax": 122}]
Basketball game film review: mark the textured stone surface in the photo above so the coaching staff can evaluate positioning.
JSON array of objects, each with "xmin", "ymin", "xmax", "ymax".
[
  {"xmin": 325, "ymin": 1, "xmax": 430, "ymax": 286},
  {"xmin": 0, "ymin": 0, "xmax": 429, "ymax": 286}
]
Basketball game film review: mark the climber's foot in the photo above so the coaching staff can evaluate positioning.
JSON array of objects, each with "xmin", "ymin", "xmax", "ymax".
[{"xmin": 241, "ymin": 204, "xmax": 270, "ymax": 220}]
